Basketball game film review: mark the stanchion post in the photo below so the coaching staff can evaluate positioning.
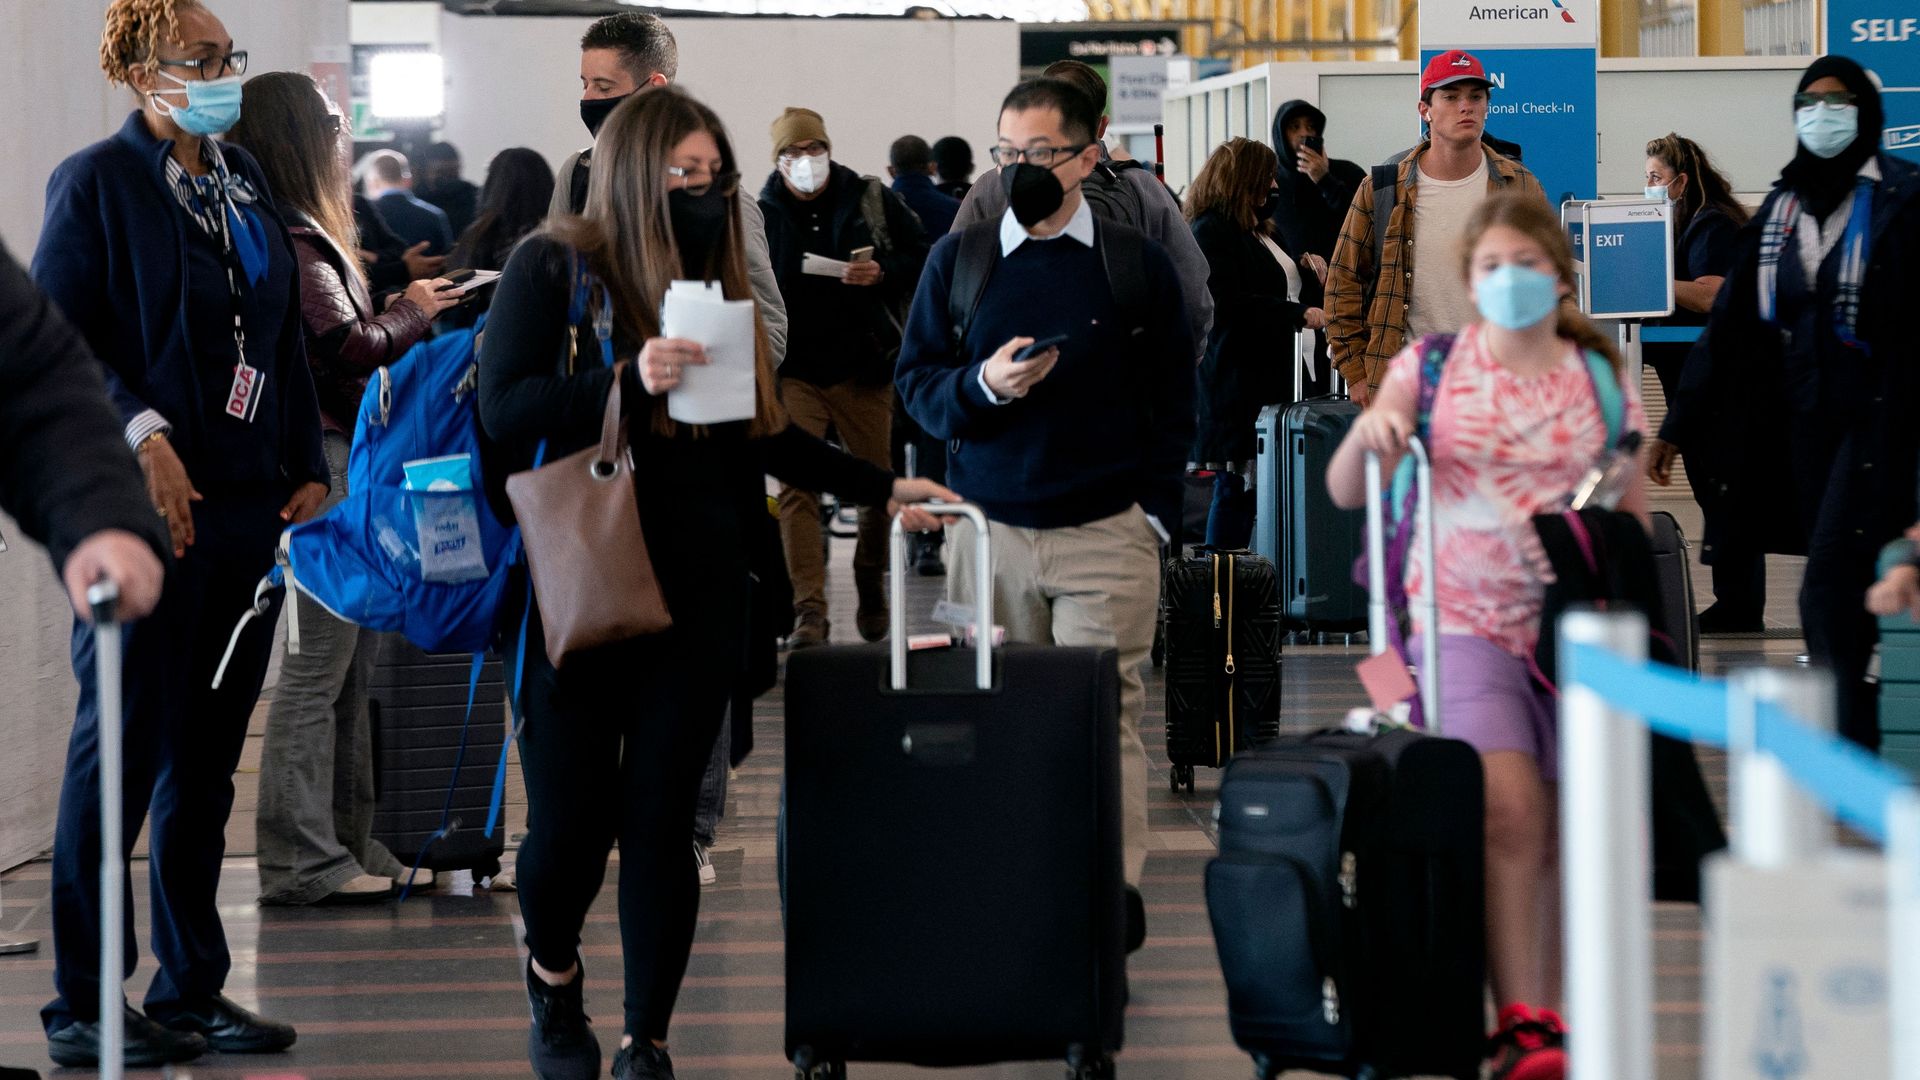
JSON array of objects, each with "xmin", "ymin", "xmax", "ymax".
[
  {"xmin": 1890, "ymin": 789, "xmax": 1920, "ymax": 1079},
  {"xmin": 88, "ymin": 581, "xmax": 123, "ymax": 1080},
  {"xmin": 1559, "ymin": 609, "xmax": 1653, "ymax": 1080},
  {"xmin": 1727, "ymin": 668, "xmax": 1834, "ymax": 868}
]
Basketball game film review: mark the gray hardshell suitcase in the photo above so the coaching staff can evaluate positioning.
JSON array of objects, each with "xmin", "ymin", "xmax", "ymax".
[
  {"xmin": 367, "ymin": 634, "xmax": 508, "ymax": 877},
  {"xmin": 1257, "ymin": 334, "xmax": 1366, "ymax": 632}
]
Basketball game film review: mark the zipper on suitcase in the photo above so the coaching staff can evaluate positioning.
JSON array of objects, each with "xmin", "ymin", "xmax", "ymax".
[{"xmin": 1224, "ymin": 554, "xmax": 1237, "ymax": 763}]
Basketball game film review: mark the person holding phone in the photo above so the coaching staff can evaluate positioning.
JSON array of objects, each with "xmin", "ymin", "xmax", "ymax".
[
  {"xmin": 225, "ymin": 72, "xmax": 463, "ymax": 908},
  {"xmin": 1269, "ymin": 101, "xmax": 1363, "ymax": 397}
]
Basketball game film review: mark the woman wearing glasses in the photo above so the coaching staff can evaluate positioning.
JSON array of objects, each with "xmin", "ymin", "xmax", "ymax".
[
  {"xmin": 224, "ymin": 72, "xmax": 461, "ymax": 908},
  {"xmin": 28, "ymin": 0, "xmax": 325, "ymax": 1067},
  {"xmin": 1659, "ymin": 54, "xmax": 1920, "ymax": 751},
  {"xmin": 478, "ymin": 87, "xmax": 953, "ymax": 1080}
]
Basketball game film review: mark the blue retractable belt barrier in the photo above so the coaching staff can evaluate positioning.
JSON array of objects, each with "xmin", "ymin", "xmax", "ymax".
[
  {"xmin": 1565, "ymin": 642, "xmax": 1914, "ymax": 843},
  {"xmin": 1640, "ymin": 326, "xmax": 1704, "ymax": 344}
]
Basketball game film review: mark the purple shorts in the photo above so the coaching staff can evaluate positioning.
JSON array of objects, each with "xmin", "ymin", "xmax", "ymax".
[{"xmin": 1410, "ymin": 633, "xmax": 1558, "ymax": 780}]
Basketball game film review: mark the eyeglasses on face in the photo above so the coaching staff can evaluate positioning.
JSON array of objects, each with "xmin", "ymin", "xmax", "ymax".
[
  {"xmin": 1794, "ymin": 90, "xmax": 1857, "ymax": 110},
  {"xmin": 667, "ymin": 165, "xmax": 740, "ymax": 197},
  {"xmin": 778, "ymin": 142, "xmax": 829, "ymax": 160},
  {"xmin": 990, "ymin": 143, "xmax": 1089, "ymax": 168},
  {"xmin": 158, "ymin": 50, "xmax": 248, "ymax": 81}
]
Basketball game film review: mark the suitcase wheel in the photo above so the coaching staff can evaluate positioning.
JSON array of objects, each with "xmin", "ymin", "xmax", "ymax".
[
  {"xmin": 791, "ymin": 1047, "xmax": 844, "ymax": 1079},
  {"xmin": 1249, "ymin": 1054, "xmax": 1280, "ymax": 1080},
  {"xmin": 1169, "ymin": 764, "xmax": 1195, "ymax": 794},
  {"xmin": 1064, "ymin": 1045, "xmax": 1115, "ymax": 1079}
]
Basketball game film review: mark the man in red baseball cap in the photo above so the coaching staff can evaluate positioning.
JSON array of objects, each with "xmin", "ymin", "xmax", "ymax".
[{"xmin": 1324, "ymin": 47, "xmax": 1548, "ymax": 406}]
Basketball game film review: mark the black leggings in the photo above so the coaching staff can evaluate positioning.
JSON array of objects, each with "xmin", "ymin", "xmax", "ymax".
[{"xmin": 514, "ymin": 601, "xmax": 731, "ymax": 1041}]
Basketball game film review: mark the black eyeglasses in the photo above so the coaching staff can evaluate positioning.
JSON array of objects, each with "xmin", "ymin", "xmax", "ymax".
[
  {"xmin": 667, "ymin": 166, "xmax": 740, "ymax": 198},
  {"xmin": 1794, "ymin": 90, "xmax": 1856, "ymax": 110},
  {"xmin": 158, "ymin": 50, "xmax": 248, "ymax": 80},
  {"xmin": 990, "ymin": 143, "xmax": 1089, "ymax": 168}
]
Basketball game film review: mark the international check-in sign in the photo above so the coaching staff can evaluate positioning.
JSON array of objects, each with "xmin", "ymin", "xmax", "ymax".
[
  {"xmin": 1829, "ymin": 2, "xmax": 1920, "ymax": 164},
  {"xmin": 1421, "ymin": 0, "xmax": 1597, "ymax": 206},
  {"xmin": 1567, "ymin": 198, "xmax": 1673, "ymax": 320}
]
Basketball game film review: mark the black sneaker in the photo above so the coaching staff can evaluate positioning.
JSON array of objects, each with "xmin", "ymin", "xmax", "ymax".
[
  {"xmin": 526, "ymin": 957, "xmax": 600, "ymax": 1080},
  {"xmin": 1698, "ymin": 603, "xmax": 1765, "ymax": 635},
  {"xmin": 47, "ymin": 1006, "xmax": 206, "ymax": 1067},
  {"xmin": 147, "ymin": 994, "xmax": 295, "ymax": 1054},
  {"xmin": 613, "ymin": 1041, "xmax": 675, "ymax": 1079},
  {"xmin": 1125, "ymin": 885, "xmax": 1146, "ymax": 953}
]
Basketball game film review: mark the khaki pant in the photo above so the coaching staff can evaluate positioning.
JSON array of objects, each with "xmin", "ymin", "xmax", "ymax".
[
  {"xmin": 778, "ymin": 379, "xmax": 894, "ymax": 619},
  {"xmin": 946, "ymin": 505, "xmax": 1160, "ymax": 885}
]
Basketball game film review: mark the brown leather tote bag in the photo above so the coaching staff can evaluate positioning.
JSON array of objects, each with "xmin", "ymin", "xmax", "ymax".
[{"xmin": 505, "ymin": 363, "xmax": 671, "ymax": 666}]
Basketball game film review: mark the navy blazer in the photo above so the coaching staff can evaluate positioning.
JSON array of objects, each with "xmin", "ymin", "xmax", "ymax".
[
  {"xmin": 32, "ymin": 111, "xmax": 327, "ymax": 498},
  {"xmin": 374, "ymin": 191, "xmax": 455, "ymax": 256}
]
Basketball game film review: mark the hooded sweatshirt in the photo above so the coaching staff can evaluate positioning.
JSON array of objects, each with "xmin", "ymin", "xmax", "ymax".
[{"xmin": 1270, "ymin": 100, "xmax": 1368, "ymax": 264}]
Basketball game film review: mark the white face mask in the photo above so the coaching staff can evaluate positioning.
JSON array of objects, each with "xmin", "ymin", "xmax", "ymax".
[
  {"xmin": 1643, "ymin": 184, "xmax": 1669, "ymax": 202},
  {"xmin": 782, "ymin": 152, "xmax": 829, "ymax": 194}
]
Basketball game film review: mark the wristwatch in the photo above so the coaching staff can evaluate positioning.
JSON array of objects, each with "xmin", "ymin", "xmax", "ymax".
[{"xmin": 136, "ymin": 430, "xmax": 168, "ymax": 455}]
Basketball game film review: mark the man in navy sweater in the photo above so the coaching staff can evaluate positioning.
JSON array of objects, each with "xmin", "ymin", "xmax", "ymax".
[{"xmin": 895, "ymin": 78, "xmax": 1193, "ymax": 950}]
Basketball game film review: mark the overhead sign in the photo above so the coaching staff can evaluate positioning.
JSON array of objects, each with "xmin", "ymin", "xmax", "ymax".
[
  {"xmin": 1829, "ymin": 2, "xmax": 1920, "ymax": 163},
  {"xmin": 1019, "ymin": 25, "xmax": 1182, "ymax": 68},
  {"xmin": 1569, "ymin": 198, "xmax": 1674, "ymax": 320},
  {"xmin": 1108, "ymin": 56, "xmax": 1171, "ymax": 130},
  {"xmin": 1422, "ymin": 0, "xmax": 1598, "ymax": 205}
]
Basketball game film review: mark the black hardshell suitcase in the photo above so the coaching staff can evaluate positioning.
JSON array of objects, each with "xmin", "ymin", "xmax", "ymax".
[
  {"xmin": 1208, "ymin": 439, "xmax": 1486, "ymax": 1080},
  {"xmin": 1268, "ymin": 334, "xmax": 1367, "ymax": 633},
  {"xmin": 783, "ymin": 504, "xmax": 1126, "ymax": 1079},
  {"xmin": 1161, "ymin": 549, "xmax": 1283, "ymax": 792},
  {"xmin": 366, "ymin": 634, "xmax": 508, "ymax": 877},
  {"xmin": 1649, "ymin": 509, "xmax": 1699, "ymax": 672}
]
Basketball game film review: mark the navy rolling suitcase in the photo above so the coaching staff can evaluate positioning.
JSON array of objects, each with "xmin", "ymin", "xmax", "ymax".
[
  {"xmin": 783, "ymin": 504, "xmax": 1126, "ymax": 1079},
  {"xmin": 367, "ymin": 634, "xmax": 508, "ymax": 877},
  {"xmin": 1160, "ymin": 549, "xmax": 1283, "ymax": 792},
  {"xmin": 1209, "ymin": 440, "xmax": 1486, "ymax": 1080},
  {"xmin": 1255, "ymin": 333, "xmax": 1367, "ymax": 635}
]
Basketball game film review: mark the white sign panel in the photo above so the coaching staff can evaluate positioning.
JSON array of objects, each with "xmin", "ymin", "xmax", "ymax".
[
  {"xmin": 1109, "ymin": 55, "xmax": 1171, "ymax": 130},
  {"xmin": 1420, "ymin": 0, "xmax": 1598, "ymax": 48}
]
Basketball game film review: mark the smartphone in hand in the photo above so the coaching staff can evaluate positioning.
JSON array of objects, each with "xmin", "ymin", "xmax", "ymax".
[
  {"xmin": 1014, "ymin": 333, "xmax": 1069, "ymax": 363},
  {"xmin": 849, "ymin": 246, "xmax": 875, "ymax": 263},
  {"xmin": 1303, "ymin": 135, "xmax": 1325, "ymax": 153},
  {"xmin": 438, "ymin": 268, "xmax": 478, "ymax": 288}
]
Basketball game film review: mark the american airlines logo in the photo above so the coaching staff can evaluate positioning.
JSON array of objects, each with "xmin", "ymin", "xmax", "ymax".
[
  {"xmin": 1888, "ymin": 124, "xmax": 1920, "ymax": 153},
  {"xmin": 1468, "ymin": 1, "xmax": 1577, "ymax": 22},
  {"xmin": 1550, "ymin": 0, "xmax": 1576, "ymax": 22}
]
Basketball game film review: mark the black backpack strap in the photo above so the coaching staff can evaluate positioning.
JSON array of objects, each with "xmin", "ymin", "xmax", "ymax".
[
  {"xmin": 1368, "ymin": 162, "xmax": 1398, "ymax": 289},
  {"xmin": 946, "ymin": 219, "xmax": 1002, "ymax": 347},
  {"xmin": 1096, "ymin": 219, "xmax": 1150, "ymax": 336},
  {"xmin": 568, "ymin": 151, "xmax": 591, "ymax": 215}
]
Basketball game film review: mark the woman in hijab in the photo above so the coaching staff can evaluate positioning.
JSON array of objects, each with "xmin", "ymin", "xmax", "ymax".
[{"xmin": 1658, "ymin": 54, "xmax": 1920, "ymax": 749}]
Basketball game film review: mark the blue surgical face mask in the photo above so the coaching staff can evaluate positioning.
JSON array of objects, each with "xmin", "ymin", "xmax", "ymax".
[
  {"xmin": 1795, "ymin": 103, "xmax": 1859, "ymax": 160},
  {"xmin": 1474, "ymin": 263, "xmax": 1563, "ymax": 331},
  {"xmin": 150, "ymin": 70, "xmax": 244, "ymax": 136},
  {"xmin": 1643, "ymin": 184, "xmax": 1669, "ymax": 202}
]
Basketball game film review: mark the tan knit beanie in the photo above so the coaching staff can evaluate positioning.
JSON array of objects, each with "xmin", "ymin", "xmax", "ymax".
[{"xmin": 770, "ymin": 107, "xmax": 830, "ymax": 161}]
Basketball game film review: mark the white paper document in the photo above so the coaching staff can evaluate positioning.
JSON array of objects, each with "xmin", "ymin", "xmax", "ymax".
[
  {"xmin": 801, "ymin": 253, "xmax": 849, "ymax": 278},
  {"xmin": 660, "ymin": 280, "xmax": 757, "ymax": 425}
]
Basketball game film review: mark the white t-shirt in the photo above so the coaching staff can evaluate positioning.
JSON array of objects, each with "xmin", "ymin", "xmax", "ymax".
[{"xmin": 1405, "ymin": 156, "xmax": 1489, "ymax": 339}]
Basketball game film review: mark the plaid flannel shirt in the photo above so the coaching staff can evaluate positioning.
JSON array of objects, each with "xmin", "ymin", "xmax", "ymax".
[{"xmin": 1325, "ymin": 141, "xmax": 1546, "ymax": 392}]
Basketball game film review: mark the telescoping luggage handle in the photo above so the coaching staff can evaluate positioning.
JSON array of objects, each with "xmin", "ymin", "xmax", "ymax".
[
  {"xmin": 1364, "ymin": 439, "xmax": 1440, "ymax": 732},
  {"xmin": 888, "ymin": 501, "xmax": 992, "ymax": 691},
  {"xmin": 1291, "ymin": 329, "xmax": 1347, "ymax": 403},
  {"xmin": 86, "ymin": 581, "xmax": 127, "ymax": 1080}
]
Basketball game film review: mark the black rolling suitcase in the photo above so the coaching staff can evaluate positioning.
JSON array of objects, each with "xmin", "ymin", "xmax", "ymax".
[
  {"xmin": 1255, "ymin": 333, "xmax": 1368, "ymax": 636},
  {"xmin": 1161, "ymin": 549, "xmax": 1283, "ymax": 792},
  {"xmin": 783, "ymin": 504, "xmax": 1126, "ymax": 1079},
  {"xmin": 367, "ymin": 634, "xmax": 508, "ymax": 877},
  {"xmin": 1208, "ymin": 440, "xmax": 1486, "ymax": 1080}
]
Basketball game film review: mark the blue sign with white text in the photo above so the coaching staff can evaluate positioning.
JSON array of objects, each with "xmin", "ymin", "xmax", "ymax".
[
  {"xmin": 1586, "ymin": 219, "xmax": 1669, "ymax": 317},
  {"xmin": 1828, "ymin": 2, "xmax": 1920, "ymax": 164},
  {"xmin": 1421, "ymin": 46, "xmax": 1598, "ymax": 205}
]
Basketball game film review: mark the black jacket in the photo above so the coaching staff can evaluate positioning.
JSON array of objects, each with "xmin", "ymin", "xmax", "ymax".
[
  {"xmin": 1190, "ymin": 210, "xmax": 1311, "ymax": 465},
  {"xmin": 1270, "ymin": 100, "xmax": 1367, "ymax": 273},
  {"xmin": 0, "ymin": 241, "xmax": 169, "ymax": 571},
  {"xmin": 1661, "ymin": 154, "xmax": 1920, "ymax": 559},
  {"xmin": 758, "ymin": 162, "xmax": 928, "ymax": 387}
]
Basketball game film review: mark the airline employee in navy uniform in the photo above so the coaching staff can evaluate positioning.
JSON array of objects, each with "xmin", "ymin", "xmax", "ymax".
[{"xmin": 30, "ymin": 0, "xmax": 326, "ymax": 1066}]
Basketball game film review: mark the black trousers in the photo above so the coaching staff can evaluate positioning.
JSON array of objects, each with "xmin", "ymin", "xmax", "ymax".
[
  {"xmin": 45, "ymin": 497, "xmax": 282, "ymax": 1032},
  {"xmin": 1796, "ymin": 429, "xmax": 1885, "ymax": 750},
  {"xmin": 1648, "ymin": 341, "xmax": 1766, "ymax": 621},
  {"xmin": 514, "ymin": 599, "xmax": 733, "ymax": 1042}
]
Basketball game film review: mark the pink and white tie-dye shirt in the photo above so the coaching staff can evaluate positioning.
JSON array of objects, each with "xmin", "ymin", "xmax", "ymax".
[{"xmin": 1381, "ymin": 324, "xmax": 1646, "ymax": 658}]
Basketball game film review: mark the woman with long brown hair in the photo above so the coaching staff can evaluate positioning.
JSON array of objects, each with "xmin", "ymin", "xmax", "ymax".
[
  {"xmin": 225, "ymin": 71, "xmax": 461, "ymax": 907},
  {"xmin": 477, "ymin": 86, "xmax": 952, "ymax": 1080},
  {"xmin": 1328, "ymin": 191, "xmax": 1649, "ymax": 1080},
  {"xmin": 1183, "ymin": 136, "xmax": 1327, "ymax": 547},
  {"xmin": 1638, "ymin": 132, "xmax": 1763, "ymax": 633}
]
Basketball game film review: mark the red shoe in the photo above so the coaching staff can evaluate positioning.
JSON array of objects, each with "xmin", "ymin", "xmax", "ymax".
[{"xmin": 1486, "ymin": 1003, "xmax": 1567, "ymax": 1080}]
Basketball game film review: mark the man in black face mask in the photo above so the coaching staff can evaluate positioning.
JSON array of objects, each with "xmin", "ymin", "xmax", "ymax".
[
  {"xmin": 896, "ymin": 78, "xmax": 1195, "ymax": 954},
  {"xmin": 550, "ymin": 12, "xmax": 787, "ymax": 361}
]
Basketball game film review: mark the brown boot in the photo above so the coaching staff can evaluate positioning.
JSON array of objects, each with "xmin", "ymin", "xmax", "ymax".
[
  {"xmin": 787, "ymin": 610, "xmax": 830, "ymax": 649},
  {"xmin": 855, "ymin": 576, "xmax": 889, "ymax": 643}
]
